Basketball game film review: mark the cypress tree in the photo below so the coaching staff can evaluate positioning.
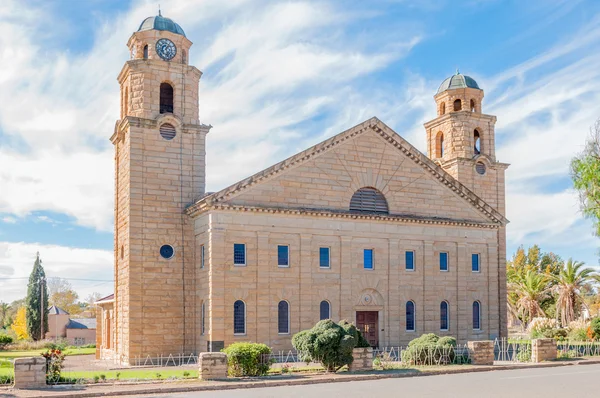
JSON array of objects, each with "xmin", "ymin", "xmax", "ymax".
[{"xmin": 26, "ymin": 252, "xmax": 48, "ymax": 340}]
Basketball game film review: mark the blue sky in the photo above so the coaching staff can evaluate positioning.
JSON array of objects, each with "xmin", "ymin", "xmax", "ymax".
[{"xmin": 1, "ymin": 0, "xmax": 599, "ymax": 302}]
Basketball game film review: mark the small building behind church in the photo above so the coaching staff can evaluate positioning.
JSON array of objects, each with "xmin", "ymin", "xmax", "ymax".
[
  {"xmin": 97, "ymin": 13, "xmax": 509, "ymax": 365},
  {"xmin": 46, "ymin": 305, "xmax": 96, "ymax": 346}
]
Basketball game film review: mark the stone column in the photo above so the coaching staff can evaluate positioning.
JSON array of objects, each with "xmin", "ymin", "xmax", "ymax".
[
  {"xmin": 467, "ymin": 340, "xmax": 494, "ymax": 365},
  {"xmin": 198, "ymin": 352, "xmax": 228, "ymax": 380},
  {"xmin": 13, "ymin": 357, "xmax": 46, "ymax": 389},
  {"xmin": 532, "ymin": 339, "xmax": 557, "ymax": 363},
  {"xmin": 348, "ymin": 347, "xmax": 373, "ymax": 372}
]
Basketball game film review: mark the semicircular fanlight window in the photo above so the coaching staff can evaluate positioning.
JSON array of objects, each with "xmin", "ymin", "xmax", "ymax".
[{"xmin": 349, "ymin": 187, "xmax": 389, "ymax": 214}]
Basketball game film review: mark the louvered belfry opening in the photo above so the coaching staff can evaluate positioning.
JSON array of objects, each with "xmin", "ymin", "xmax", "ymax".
[
  {"xmin": 160, "ymin": 83, "xmax": 174, "ymax": 114},
  {"xmin": 349, "ymin": 187, "xmax": 389, "ymax": 214},
  {"xmin": 159, "ymin": 123, "xmax": 176, "ymax": 140}
]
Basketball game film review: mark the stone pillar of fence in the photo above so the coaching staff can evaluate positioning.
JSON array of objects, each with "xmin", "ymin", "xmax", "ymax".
[
  {"xmin": 13, "ymin": 357, "xmax": 46, "ymax": 389},
  {"xmin": 532, "ymin": 338, "xmax": 557, "ymax": 363},
  {"xmin": 198, "ymin": 352, "xmax": 228, "ymax": 380},
  {"xmin": 349, "ymin": 347, "xmax": 373, "ymax": 371},
  {"xmin": 467, "ymin": 340, "xmax": 494, "ymax": 365}
]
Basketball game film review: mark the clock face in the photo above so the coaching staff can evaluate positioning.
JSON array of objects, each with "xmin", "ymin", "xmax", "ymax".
[{"xmin": 155, "ymin": 38, "xmax": 177, "ymax": 61}]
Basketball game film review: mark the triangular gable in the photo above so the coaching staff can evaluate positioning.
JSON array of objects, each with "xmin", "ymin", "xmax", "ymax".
[{"xmin": 187, "ymin": 117, "xmax": 507, "ymax": 225}]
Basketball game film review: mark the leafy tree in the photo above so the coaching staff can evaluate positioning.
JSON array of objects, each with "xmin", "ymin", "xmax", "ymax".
[
  {"xmin": 0, "ymin": 302, "xmax": 10, "ymax": 328},
  {"xmin": 552, "ymin": 259, "xmax": 596, "ymax": 326},
  {"xmin": 84, "ymin": 292, "xmax": 103, "ymax": 317},
  {"xmin": 571, "ymin": 119, "xmax": 600, "ymax": 236},
  {"xmin": 26, "ymin": 252, "xmax": 49, "ymax": 340},
  {"xmin": 11, "ymin": 307, "xmax": 28, "ymax": 340},
  {"xmin": 510, "ymin": 270, "xmax": 551, "ymax": 326},
  {"xmin": 47, "ymin": 278, "xmax": 81, "ymax": 315}
]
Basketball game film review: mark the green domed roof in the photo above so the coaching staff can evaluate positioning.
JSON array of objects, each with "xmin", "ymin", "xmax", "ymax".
[
  {"xmin": 138, "ymin": 14, "xmax": 186, "ymax": 37},
  {"xmin": 437, "ymin": 72, "xmax": 481, "ymax": 94}
]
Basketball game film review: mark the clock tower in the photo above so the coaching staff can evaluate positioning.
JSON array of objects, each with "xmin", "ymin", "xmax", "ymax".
[{"xmin": 110, "ymin": 13, "xmax": 211, "ymax": 364}]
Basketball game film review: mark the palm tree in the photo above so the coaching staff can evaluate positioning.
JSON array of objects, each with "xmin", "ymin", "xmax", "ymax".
[
  {"xmin": 552, "ymin": 259, "xmax": 596, "ymax": 326},
  {"xmin": 510, "ymin": 270, "xmax": 551, "ymax": 326},
  {"xmin": 0, "ymin": 302, "xmax": 10, "ymax": 328}
]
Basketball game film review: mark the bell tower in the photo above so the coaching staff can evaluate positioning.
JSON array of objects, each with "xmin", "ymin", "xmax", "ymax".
[
  {"xmin": 423, "ymin": 71, "xmax": 508, "ymax": 213},
  {"xmin": 110, "ymin": 12, "xmax": 211, "ymax": 364}
]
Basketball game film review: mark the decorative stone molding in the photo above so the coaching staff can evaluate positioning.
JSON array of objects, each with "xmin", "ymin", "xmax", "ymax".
[
  {"xmin": 13, "ymin": 357, "xmax": 46, "ymax": 389},
  {"xmin": 198, "ymin": 352, "xmax": 228, "ymax": 380},
  {"xmin": 532, "ymin": 339, "xmax": 557, "ymax": 363},
  {"xmin": 467, "ymin": 340, "xmax": 494, "ymax": 365},
  {"xmin": 348, "ymin": 347, "xmax": 373, "ymax": 372}
]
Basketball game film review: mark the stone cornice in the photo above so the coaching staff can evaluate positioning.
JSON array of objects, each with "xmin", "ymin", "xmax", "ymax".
[
  {"xmin": 423, "ymin": 111, "xmax": 496, "ymax": 129},
  {"xmin": 110, "ymin": 116, "xmax": 210, "ymax": 144},
  {"xmin": 117, "ymin": 59, "xmax": 202, "ymax": 84},
  {"xmin": 186, "ymin": 203, "xmax": 500, "ymax": 229}
]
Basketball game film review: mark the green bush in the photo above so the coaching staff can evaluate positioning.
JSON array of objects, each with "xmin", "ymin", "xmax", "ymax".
[
  {"xmin": 402, "ymin": 334, "xmax": 457, "ymax": 365},
  {"xmin": 568, "ymin": 327, "xmax": 589, "ymax": 341},
  {"xmin": 292, "ymin": 319, "xmax": 369, "ymax": 372},
  {"xmin": 222, "ymin": 342, "xmax": 273, "ymax": 377},
  {"xmin": 0, "ymin": 334, "xmax": 13, "ymax": 348},
  {"xmin": 590, "ymin": 318, "xmax": 600, "ymax": 339}
]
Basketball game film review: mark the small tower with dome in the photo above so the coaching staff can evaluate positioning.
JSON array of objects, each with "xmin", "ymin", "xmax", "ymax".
[{"xmin": 424, "ymin": 71, "xmax": 509, "ymax": 213}]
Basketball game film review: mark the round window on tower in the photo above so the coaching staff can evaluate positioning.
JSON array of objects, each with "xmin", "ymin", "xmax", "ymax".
[
  {"xmin": 475, "ymin": 162, "xmax": 486, "ymax": 175},
  {"xmin": 159, "ymin": 123, "xmax": 176, "ymax": 140},
  {"xmin": 160, "ymin": 244, "xmax": 175, "ymax": 259}
]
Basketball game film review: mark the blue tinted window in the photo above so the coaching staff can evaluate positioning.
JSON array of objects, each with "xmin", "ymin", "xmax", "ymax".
[
  {"xmin": 319, "ymin": 247, "xmax": 330, "ymax": 268},
  {"xmin": 405, "ymin": 251, "xmax": 414, "ymax": 270},
  {"xmin": 473, "ymin": 301, "xmax": 481, "ymax": 330},
  {"xmin": 406, "ymin": 301, "xmax": 415, "ymax": 331},
  {"xmin": 278, "ymin": 301, "xmax": 289, "ymax": 334},
  {"xmin": 472, "ymin": 254, "xmax": 480, "ymax": 272},
  {"xmin": 320, "ymin": 300, "xmax": 330, "ymax": 320},
  {"xmin": 234, "ymin": 300, "xmax": 245, "ymax": 334},
  {"xmin": 364, "ymin": 249, "xmax": 373, "ymax": 269},
  {"xmin": 278, "ymin": 245, "xmax": 289, "ymax": 267},
  {"xmin": 440, "ymin": 252, "xmax": 448, "ymax": 271},
  {"xmin": 440, "ymin": 301, "xmax": 449, "ymax": 330},
  {"xmin": 234, "ymin": 244, "xmax": 245, "ymax": 265}
]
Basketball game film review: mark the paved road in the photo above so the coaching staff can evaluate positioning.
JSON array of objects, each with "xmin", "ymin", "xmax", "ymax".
[{"xmin": 142, "ymin": 364, "xmax": 600, "ymax": 398}]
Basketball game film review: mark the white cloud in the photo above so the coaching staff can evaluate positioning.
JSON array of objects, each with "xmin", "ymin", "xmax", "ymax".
[
  {"xmin": 1, "ymin": 217, "xmax": 17, "ymax": 224},
  {"xmin": 0, "ymin": 242, "xmax": 113, "ymax": 303}
]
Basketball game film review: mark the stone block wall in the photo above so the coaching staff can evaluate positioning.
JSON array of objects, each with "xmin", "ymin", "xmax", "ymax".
[
  {"xmin": 13, "ymin": 357, "xmax": 46, "ymax": 389},
  {"xmin": 532, "ymin": 339, "xmax": 557, "ymax": 363},
  {"xmin": 467, "ymin": 340, "xmax": 494, "ymax": 365},
  {"xmin": 348, "ymin": 348, "xmax": 373, "ymax": 372},
  {"xmin": 198, "ymin": 352, "xmax": 228, "ymax": 380}
]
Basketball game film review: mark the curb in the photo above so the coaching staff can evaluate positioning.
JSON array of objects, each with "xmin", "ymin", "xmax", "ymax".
[{"xmin": 7, "ymin": 359, "xmax": 600, "ymax": 398}]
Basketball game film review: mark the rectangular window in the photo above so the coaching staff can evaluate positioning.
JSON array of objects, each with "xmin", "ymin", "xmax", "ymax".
[
  {"xmin": 405, "ymin": 251, "xmax": 415, "ymax": 271},
  {"xmin": 201, "ymin": 302, "xmax": 205, "ymax": 335},
  {"xmin": 234, "ymin": 243, "xmax": 246, "ymax": 266},
  {"xmin": 472, "ymin": 253, "xmax": 480, "ymax": 272},
  {"xmin": 439, "ymin": 252, "xmax": 448, "ymax": 271},
  {"xmin": 319, "ymin": 247, "xmax": 330, "ymax": 268},
  {"xmin": 364, "ymin": 249, "xmax": 374, "ymax": 269},
  {"xmin": 200, "ymin": 245, "xmax": 205, "ymax": 269},
  {"xmin": 277, "ymin": 245, "xmax": 289, "ymax": 267}
]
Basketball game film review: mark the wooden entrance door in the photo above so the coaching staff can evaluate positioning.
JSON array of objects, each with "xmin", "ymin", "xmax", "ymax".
[{"xmin": 356, "ymin": 311, "xmax": 378, "ymax": 347}]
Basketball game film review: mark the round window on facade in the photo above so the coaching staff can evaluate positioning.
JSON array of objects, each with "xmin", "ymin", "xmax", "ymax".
[
  {"xmin": 159, "ymin": 123, "xmax": 176, "ymax": 140},
  {"xmin": 475, "ymin": 162, "xmax": 486, "ymax": 175},
  {"xmin": 160, "ymin": 244, "xmax": 175, "ymax": 259}
]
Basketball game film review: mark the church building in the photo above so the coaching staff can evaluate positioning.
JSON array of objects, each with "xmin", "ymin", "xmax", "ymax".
[{"xmin": 96, "ymin": 14, "xmax": 509, "ymax": 365}]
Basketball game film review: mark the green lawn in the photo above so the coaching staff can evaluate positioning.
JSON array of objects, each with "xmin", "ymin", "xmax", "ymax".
[
  {"xmin": 0, "ymin": 347, "xmax": 95, "ymax": 360},
  {"xmin": 62, "ymin": 368, "xmax": 198, "ymax": 381}
]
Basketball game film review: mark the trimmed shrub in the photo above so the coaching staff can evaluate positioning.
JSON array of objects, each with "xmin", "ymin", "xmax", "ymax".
[
  {"xmin": 292, "ymin": 319, "xmax": 368, "ymax": 372},
  {"xmin": 222, "ymin": 342, "xmax": 272, "ymax": 377},
  {"xmin": 402, "ymin": 333, "xmax": 457, "ymax": 365},
  {"xmin": 0, "ymin": 334, "xmax": 13, "ymax": 348}
]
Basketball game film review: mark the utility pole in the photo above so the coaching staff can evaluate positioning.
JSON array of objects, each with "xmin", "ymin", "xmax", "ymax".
[{"xmin": 40, "ymin": 277, "xmax": 45, "ymax": 340}]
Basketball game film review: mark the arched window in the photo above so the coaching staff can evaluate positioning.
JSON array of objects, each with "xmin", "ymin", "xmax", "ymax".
[
  {"xmin": 182, "ymin": 49, "xmax": 187, "ymax": 64},
  {"xmin": 435, "ymin": 132, "xmax": 444, "ymax": 158},
  {"xmin": 440, "ymin": 301, "xmax": 449, "ymax": 331},
  {"xmin": 473, "ymin": 301, "xmax": 481, "ymax": 330},
  {"xmin": 474, "ymin": 129, "xmax": 481, "ymax": 155},
  {"xmin": 349, "ymin": 187, "xmax": 388, "ymax": 214},
  {"xmin": 406, "ymin": 301, "xmax": 415, "ymax": 331},
  {"xmin": 453, "ymin": 99, "xmax": 462, "ymax": 112},
  {"xmin": 470, "ymin": 99, "xmax": 476, "ymax": 112},
  {"xmin": 233, "ymin": 300, "xmax": 245, "ymax": 334},
  {"xmin": 320, "ymin": 300, "xmax": 330, "ymax": 320},
  {"xmin": 440, "ymin": 102, "xmax": 446, "ymax": 115},
  {"xmin": 160, "ymin": 83, "xmax": 174, "ymax": 114},
  {"xmin": 143, "ymin": 45, "xmax": 148, "ymax": 59},
  {"xmin": 278, "ymin": 301, "xmax": 289, "ymax": 334}
]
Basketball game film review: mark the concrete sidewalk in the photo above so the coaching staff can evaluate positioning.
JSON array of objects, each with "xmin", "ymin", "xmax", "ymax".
[{"xmin": 3, "ymin": 359, "xmax": 600, "ymax": 398}]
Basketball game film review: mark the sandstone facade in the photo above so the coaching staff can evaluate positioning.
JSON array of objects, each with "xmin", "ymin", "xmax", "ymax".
[{"xmin": 100, "ymin": 15, "xmax": 509, "ymax": 365}]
